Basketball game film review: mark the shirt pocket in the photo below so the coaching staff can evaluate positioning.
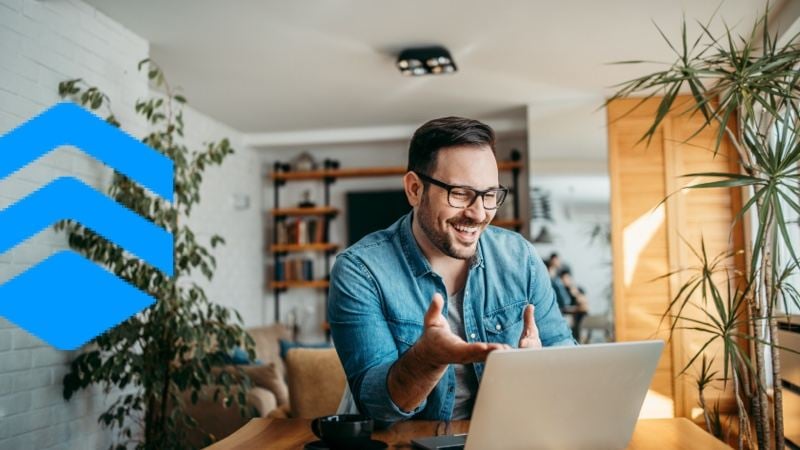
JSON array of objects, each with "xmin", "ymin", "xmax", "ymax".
[
  {"xmin": 387, "ymin": 319, "xmax": 424, "ymax": 355},
  {"xmin": 483, "ymin": 300, "xmax": 527, "ymax": 345}
]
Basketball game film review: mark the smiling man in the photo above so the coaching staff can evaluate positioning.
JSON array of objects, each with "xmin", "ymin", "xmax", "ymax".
[{"xmin": 328, "ymin": 117, "xmax": 574, "ymax": 425}]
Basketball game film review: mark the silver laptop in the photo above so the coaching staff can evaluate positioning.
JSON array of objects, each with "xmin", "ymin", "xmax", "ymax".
[
  {"xmin": 467, "ymin": 340, "xmax": 663, "ymax": 449},
  {"xmin": 413, "ymin": 340, "xmax": 664, "ymax": 450}
]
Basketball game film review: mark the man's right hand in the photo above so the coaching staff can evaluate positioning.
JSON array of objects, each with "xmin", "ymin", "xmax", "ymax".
[
  {"xmin": 388, "ymin": 293, "xmax": 507, "ymax": 412},
  {"xmin": 414, "ymin": 293, "xmax": 508, "ymax": 366}
]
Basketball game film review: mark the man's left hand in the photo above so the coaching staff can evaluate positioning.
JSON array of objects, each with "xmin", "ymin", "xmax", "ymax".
[{"xmin": 518, "ymin": 304, "xmax": 542, "ymax": 349}]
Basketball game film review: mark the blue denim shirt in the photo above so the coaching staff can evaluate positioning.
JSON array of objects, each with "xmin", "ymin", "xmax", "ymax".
[{"xmin": 328, "ymin": 212, "xmax": 574, "ymax": 424}]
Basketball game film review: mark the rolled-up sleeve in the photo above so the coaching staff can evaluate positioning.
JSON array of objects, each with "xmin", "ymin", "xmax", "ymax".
[
  {"xmin": 526, "ymin": 243, "xmax": 576, "ymax": 347},
  {"xmin": 328, "ymin": 253, "xmax": 424, "ymax": 423}
]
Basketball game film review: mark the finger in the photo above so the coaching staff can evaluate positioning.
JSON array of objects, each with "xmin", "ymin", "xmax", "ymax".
[
  {"xmin": 522, "ymin": 304, "xmax": 534, "ymax": 336},
  {"xmin": 519, "ymin": 305, "xmax": 542, "ymax": 349},
  {"xmin": 458, "ymin": 342, "xmax": 498, "ymax": 363},
  {"xmin": 518, "ymin": 304, "xmax": 534, "ymax": 347},
  {"xmin": 526, "ymin": 305, "xmax": 540, "ymax": 342},
  {"xmin": 424, "ymin": 293, "xmax": 445, "ymax": 327}
]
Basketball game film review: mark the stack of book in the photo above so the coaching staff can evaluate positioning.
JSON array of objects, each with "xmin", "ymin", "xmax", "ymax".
[
  {"xmin": 274, "ymin": 258, "xmax": 314, "ymax": 282},
  {"xmin": 276, "ymin": 217, "xmax": 327, "ymax": 245}
]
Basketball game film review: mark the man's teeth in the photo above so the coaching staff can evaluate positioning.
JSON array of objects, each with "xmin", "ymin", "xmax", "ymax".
[{"xmin": 453, "ymin": 224, "xmax": 478, "ymax": 233}]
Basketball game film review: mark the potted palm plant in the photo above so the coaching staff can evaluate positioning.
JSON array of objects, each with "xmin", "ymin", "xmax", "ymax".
[{"xmin": 609, "ymin": 10, "xmax": 800, "ymax": 450}]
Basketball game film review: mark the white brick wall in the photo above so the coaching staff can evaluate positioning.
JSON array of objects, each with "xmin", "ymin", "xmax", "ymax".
[
  {"xmin": 0, "ymin": 1, "xmax": 264, "ymax": 448},
  {"xmin": 180, "ymin": 104, "xmax": 265, "ymax": 327},
  {"xmin": 0, "ymin": 0, "xmax": 148, "ymax": 447}
]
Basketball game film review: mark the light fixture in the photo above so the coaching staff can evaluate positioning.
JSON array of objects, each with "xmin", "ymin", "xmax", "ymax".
[{"xmin": 396, "ymin": 46, "xmax": 457, "ymax": 76}]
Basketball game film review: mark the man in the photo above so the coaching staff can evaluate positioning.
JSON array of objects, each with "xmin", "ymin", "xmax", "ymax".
[
  {"xmin": 328, "ymin": 117, "xmax": 574, "ymax": 425},
  {"xmin": 546, "ymin": 253, "xmax": 571, "ymax": 310},
  {"xmin": 559, "ymin": 269, "xmax": 589, "ymax": 340}
]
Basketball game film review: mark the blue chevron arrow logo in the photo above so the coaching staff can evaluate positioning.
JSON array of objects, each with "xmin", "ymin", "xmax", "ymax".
[{"xmin": 0, "ymin": 102, "xmax": 174, "ymax": 350}]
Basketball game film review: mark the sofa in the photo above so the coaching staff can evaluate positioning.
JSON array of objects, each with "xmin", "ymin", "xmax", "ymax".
[
  {"xmin": 182, "ymin": 324, "xmax": 292, "ymax": 445},
  {"xmin": 183, "ymin": 324, "xmax": 346, "ymax": 445}
]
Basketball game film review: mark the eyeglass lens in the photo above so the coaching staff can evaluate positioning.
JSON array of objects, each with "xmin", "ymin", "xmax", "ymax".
[{"xmin": 449, "ymin": 187, "xmax": 506, "ymax": 209}]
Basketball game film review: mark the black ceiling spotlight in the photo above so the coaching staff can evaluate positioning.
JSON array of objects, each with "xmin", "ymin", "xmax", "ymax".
[{"xmin": 396, "ymin": 46, "xmax": 457, "ymax": 76}]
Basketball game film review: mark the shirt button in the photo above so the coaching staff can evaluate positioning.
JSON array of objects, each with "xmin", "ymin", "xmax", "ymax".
[
  {"xmin": 448, "ymin": 386, "xmax": 455, "ymax": 393},
  {"xmin": 495, "ymin": 324, "xmax": 502, "ymax": 331},
  {"xmin": 470, "ymin": 333, "xmax": 476, "ymax": 339}
]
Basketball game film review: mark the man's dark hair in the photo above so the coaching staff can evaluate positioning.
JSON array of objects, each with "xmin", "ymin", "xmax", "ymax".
[{"xmin": 407, "ymin": 116, "xmax": 496, "ymax": 175}]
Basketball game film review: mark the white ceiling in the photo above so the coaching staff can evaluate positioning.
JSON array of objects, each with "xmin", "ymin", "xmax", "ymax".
[{"xmin": 85, "ymin": 0, "xmax": 778, "ymax": 135}]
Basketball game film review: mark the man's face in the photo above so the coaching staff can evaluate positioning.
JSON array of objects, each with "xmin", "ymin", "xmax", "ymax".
[{"xmin": 415, "ymin": 145, "xmax": 499, "ymax": 260}]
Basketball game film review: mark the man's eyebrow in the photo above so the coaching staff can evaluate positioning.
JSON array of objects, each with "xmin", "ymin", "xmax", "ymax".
[{"xmin": 450, "ymin": 182, "xmax": 503, "ymax": 190}]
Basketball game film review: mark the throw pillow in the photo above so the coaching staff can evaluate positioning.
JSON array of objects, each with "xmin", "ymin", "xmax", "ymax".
[
  {"xmin": 242, "ymin": 363, "xmax": 289, "ymax": 407},
  {"xmin": 278, "ymin": 339, "xmax": 332, "ymax": 360},
  {"xmin": 208, "ymin": 346, "xmax": 261, "ymax": 366}
]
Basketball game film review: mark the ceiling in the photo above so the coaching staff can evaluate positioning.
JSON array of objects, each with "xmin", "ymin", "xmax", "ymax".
[{"xmin": 85, "ymin": 0, "xmax": 778, "ymax": 135}]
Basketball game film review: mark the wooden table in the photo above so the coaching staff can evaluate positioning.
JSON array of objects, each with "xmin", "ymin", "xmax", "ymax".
[{"xmin": 207, "ymin": 417, "xmax": 731, "ymax": 449}]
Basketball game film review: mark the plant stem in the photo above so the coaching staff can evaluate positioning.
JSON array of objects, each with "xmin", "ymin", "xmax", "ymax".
[
  {"xmin": 758, "ymin": 201, "xmax": 775, "ymax": 450},
  {"xmin": 769, "ymin": 313, "xmax": 785, "ymax": 449},
  {"xmin": 145, "ymin": 384, "xmax": 156, "ymax": 445},
  {"xmin": 723, "ymin": 123, "xmax": 754, "ymax": 174},
  {"xmin": 699, "ymin": 390, "xmax": 713, "ymax": 434},
  {"xmin": 158, "ymin": 352, "xmax": 171, "ymax": 448},
  {"xmin": 733, "ymin": 366, "xmax": 746, "ymax": 450},
  {"xmin": 746, "ymin": 300, "xmax": 764, "ymax": 448}
]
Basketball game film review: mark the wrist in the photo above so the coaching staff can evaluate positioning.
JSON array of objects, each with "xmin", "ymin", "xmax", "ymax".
[{"xmin": 410, "ymin": 340, "xmax": 444, "ymax": 371}]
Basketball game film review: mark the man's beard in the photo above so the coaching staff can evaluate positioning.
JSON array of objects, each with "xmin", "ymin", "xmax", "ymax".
[{"xmin": 417, "ymin": 194, "xmax": 489, "ymax": 260}]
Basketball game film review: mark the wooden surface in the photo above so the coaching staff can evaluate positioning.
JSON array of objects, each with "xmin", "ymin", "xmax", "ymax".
[
  {"xmin": 271, "ymin": 207, "xmax": 339, "ymax": 217},
  {"xmin": 269, "ymin": 280, "xmax": 330, "ymax": 290},
  {"xmin": 269, "ymin": 161, "xmax": 524, "ymax": 181},
  {"xmin": 270, "ymin": 243, "xmax": 338, "ymax": 253},
  {"xmin": 490, "ymin": 219, "xmax": 522, "ymax": 229},
  {"xmin": 206, "ymin": 417, "xmax": 729, "ymax": 450},
  {"xmin": 607, "ymin": 96, "xmax": 744, "ymax": 417}
]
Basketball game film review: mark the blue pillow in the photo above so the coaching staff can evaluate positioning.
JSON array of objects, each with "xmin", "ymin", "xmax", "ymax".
[
  {"xmin": 279, "ymin": 339, "xmax": 332, "ymax": 360},
  {"xmin": 230, "ymin": 346, "xmax": 262, "ymax": 365},
  {"xmin": 210, "ymin": 346, "xmax": 262, "ymax": 366}
]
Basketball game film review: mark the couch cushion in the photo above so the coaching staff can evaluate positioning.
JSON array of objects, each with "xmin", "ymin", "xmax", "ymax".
[
  {"xmin": 241, "ymin": 363, "xmax": 289, "ymax": 406},
  {"xmin": 285, "ymin": 347, "xmax": 346, "ymax": 419},
  {"xmin": 247, "ymin": 324, "xmax": 293, "ymax": 376},
  {"xmin": 278, "ymin": 339, "xmax": 332, "ymax": 359}
]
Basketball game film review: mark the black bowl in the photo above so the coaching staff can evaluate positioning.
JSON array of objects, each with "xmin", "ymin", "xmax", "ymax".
[{"xmin": 310, "ymin": 414, "xmax": 374, "ymax": 449}]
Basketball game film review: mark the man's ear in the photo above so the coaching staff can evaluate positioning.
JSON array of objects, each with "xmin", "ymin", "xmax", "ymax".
[{"xmin": 403, "ymin": 171, "xmax": 423, "ymax": 207}]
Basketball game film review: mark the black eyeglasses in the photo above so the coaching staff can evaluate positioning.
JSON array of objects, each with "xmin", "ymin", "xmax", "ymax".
[{"xmin": 414, "ymin": 171, "xmax": 508, "ymax": 210}]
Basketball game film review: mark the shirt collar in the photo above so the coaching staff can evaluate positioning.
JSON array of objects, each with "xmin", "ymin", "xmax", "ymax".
[{"xmin": 399, "ymin": 211, "xmax": 485, "ymax": 278}]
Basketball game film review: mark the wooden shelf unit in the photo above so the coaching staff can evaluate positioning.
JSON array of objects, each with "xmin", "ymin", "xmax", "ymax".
[
  {"xmin": 269, "ymin": 161, "xmax": 524, "ymax": 181},
  {"xmin": 271, "ymin": 206, "xmax": 339, "ymax": 217}
]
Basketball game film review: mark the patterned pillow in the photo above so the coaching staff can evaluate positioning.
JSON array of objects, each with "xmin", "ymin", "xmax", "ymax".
[{"xmin": 241, "ymin": 363, "xmax": 289, "ymax": 406}]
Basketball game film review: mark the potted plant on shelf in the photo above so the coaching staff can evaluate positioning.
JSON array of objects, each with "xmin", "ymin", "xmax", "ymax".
[
  {"xmin": 609, "ymin": 10, "xmax": 800, "ymax": 450},
  {"xmin": 58, "ymin": 60, "xmax": 255, "ymax": 449}
]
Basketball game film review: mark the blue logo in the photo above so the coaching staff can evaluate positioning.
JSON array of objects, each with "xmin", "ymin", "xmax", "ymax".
[{"xmin": 0, "ymin": 102, "xmax": 173, "ymax": 350}]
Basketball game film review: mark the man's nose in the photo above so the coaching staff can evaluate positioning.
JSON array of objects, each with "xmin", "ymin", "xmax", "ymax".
[{"xmin": 463, "ymin": 196, "xmax": 488, "ymax": 223}]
